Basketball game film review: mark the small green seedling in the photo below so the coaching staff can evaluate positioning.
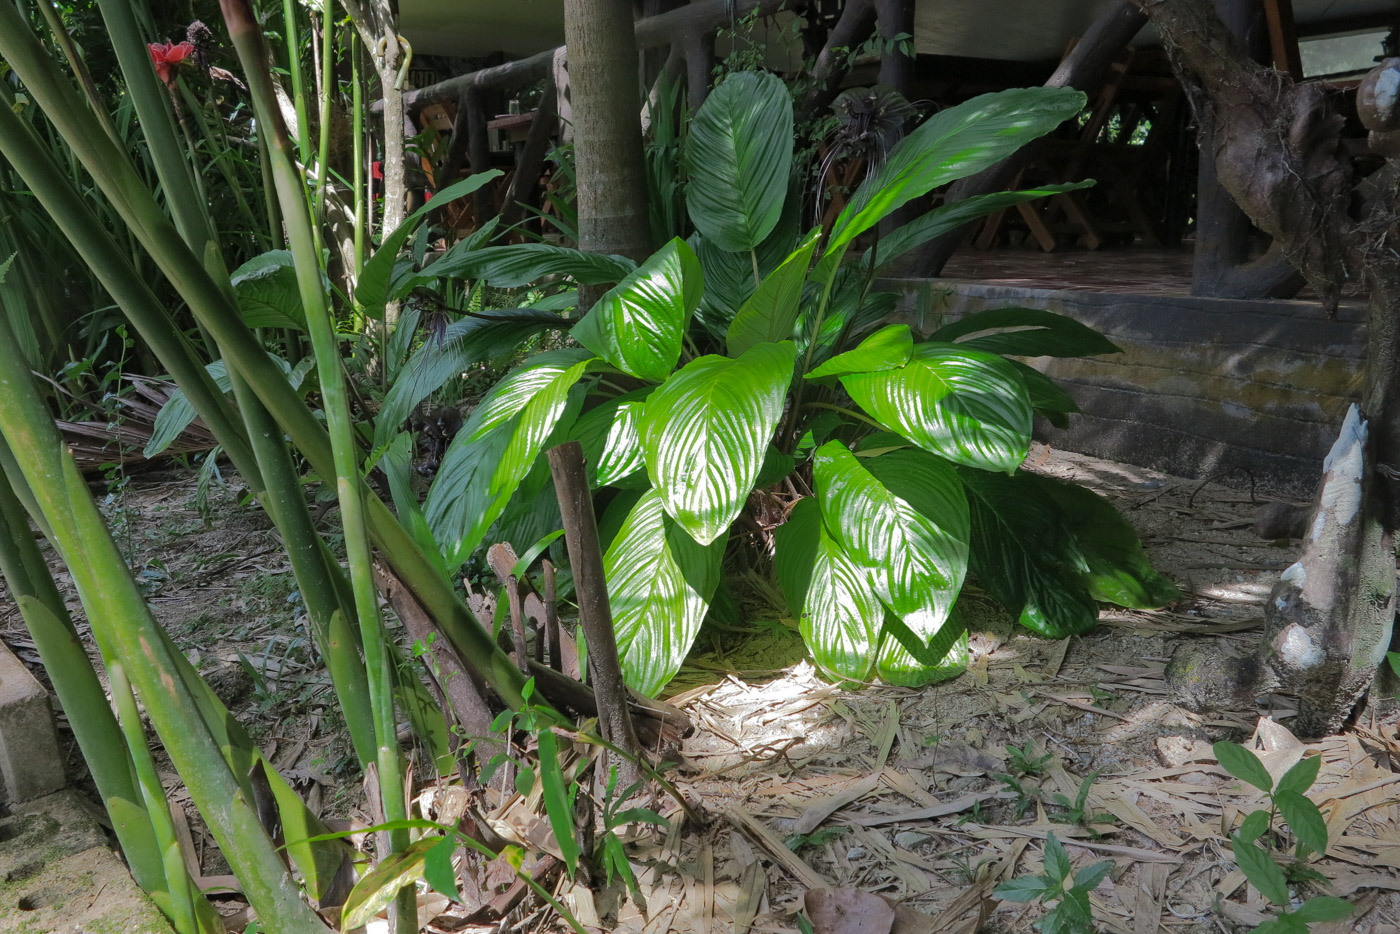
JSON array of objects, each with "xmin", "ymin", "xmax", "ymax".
[
  {"xmin": 596, "ymin": 765, "xmax": 669, "ymax": 909},
  {"xmin": 994, "ymin": 831, "xmax": 1112, "ymax": 934},
  {"xmin": 1213, "ymin": 741, "xmax": 1352, "ymax": 933},
  {"xmin": 1007, "ymin": 742, "xmax": 1053, "ymax": 776},
  {"xmin": 1049, "ymin": 770, "xmax": 1116, "ymax": 835},
  {"xmin": 994, "ymin": 772, "xmax": 1039, "ymax": 820},
  {"xmin": 785, "ymin": 826, "xmax": 849, "ymax": 853}
]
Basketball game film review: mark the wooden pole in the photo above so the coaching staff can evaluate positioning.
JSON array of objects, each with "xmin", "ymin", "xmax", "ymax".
[{"xmin": 546, "ymin": 442, "xmax": 642, "ymax": 782}]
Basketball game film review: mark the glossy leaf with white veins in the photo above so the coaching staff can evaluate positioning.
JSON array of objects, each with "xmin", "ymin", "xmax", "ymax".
[
  {"xmin": 877, "ymin": 610, "xmax": 970, "ymax": 686},
  {"xmin": 841, "ymin": 343, "xmax": 1032, "ymax": 473},
  {"xmin": 805, "ymin": 323, "xmax": 913, "ymax": 380},
  {"xmin": 814, "ymin": 442, "xmax": 969, "ymax": 639},
  {"xmin": 605, "ymin": 490, "xmax": 727, "ymax": 695},
  {"xmin": 641, "ymin": 341, "xmax": 795, "ymax": 544},
  {"xmin": 455, "ymin": 348, "xmax": 595, "ymax": 442},
  {"xmin": 726, "ymin": 229, "xmax": 820, "ymax": 357},
  {"xmin": 775, "ymin": 498, "xmax": 882, "ymax": 682},
  {"xmin": 685, "ymin": 71, "xmax": 793, "ymax": 252},
  {"xmin": 571, "ymin": 238, "xmax": 703, "ymax": 382},
  {"xmin": 570, "ymin": 389, "xmax": 650, "ymax": 488}
]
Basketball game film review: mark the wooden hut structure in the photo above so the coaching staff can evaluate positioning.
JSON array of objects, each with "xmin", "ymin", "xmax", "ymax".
[{"xmin": 391, "ymin": 0, "xmax": 1400, "ymax": 493}]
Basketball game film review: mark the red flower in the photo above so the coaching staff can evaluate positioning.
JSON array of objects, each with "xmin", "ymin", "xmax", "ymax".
[
  {"xmin": 148, "ymin": 41, "xmax": 195, "ymax": 85},
  {"xmin": 371, "ymin": 161, "xmax": 383, "ymax": 180},
  {"xmin": 424, "ymin": 190, "xmax": 433, "ymax": 202}
]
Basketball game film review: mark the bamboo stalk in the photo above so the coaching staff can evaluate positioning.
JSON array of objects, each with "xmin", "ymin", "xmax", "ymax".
[{"xmin": 220, "ymin": 3, "xmax": 415, "ymax": 929}]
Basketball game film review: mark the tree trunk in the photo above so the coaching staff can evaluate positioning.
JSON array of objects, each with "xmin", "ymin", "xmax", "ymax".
[
  {"xmin": 1133, "ymin": 0, "xmax": 1400, "ymax": 734},
  {"xmin": 563, "ymin": 0, "xmax": 652, "ymax": 273},
  {"xmin": 904, "ymin": 0, "xmax": 1146, "ymax": 276},
  {"xmin": 797, "ymin": 0, "xmax": 879, "ymax": 126}
]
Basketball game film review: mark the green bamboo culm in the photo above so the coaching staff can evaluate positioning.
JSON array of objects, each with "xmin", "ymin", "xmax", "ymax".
[
  {"xmin": 220, "ymin": 1, "xmax": 416, "ymax": 930},
  {"xmin": 0, "ymin": 316, "xmax": 330, "ymax": 933},
  {"xmin": 0, "ymin": 0, "xmax": 532, "ymax": 714},
  {"xmin": 314, "ymin": 0, "xmax": 335, "ymax": 235}
]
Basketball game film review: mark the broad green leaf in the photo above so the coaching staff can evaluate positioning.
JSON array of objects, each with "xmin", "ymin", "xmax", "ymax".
[
  {"xmin": 1072, "ymin": 859, "xmax": 1115, "ymax": 893},
  {"xmin": 1238, "ymin": 809, "xmax": 1271, "ymax": 844},
  {"xmin": 686, "ymin": 71, "xmax": 793, "ymax": 251},
  {"xmin": 1276, "ymin": 753, "xmax": 1321, "ymax": 796},
  {"xmin": 641, "ymin": 341, "xmax": 795, "ymax": 544},
  {"xmin": 425, "ymin": 422, "xmax": 512, "ymax": 572},
  {"xmin": 814, "ymin": 443, "xmax": 969, "ymax": 639},
  {"xmin": 486, "ymin": 358, "xmax": 595, "ymax": 522},
  {"xmin": 929, "ymin": 307, "xmax": 1122, "ymax": 358},
  {"xmin": 993, "ymin": 876, "xmax": 1051, "ymax": 903},
  {"xmin": 726, "ymin": 229, "xmax": 820, "ymax": 357},
  {"xmin": 147, "ymin": 353, "xmax": 313, "ymax": 457},
  {"xmin": 774, "ymin": 497, "xmax": 822, "ymax": 617},
  {"xmin": 1274, "ymin": 790, "xmax": 1328, "ymax": 855},
  {"xmin": 799, "ymin": 508, "xmax": 883, "ymax": 682},
  {"xmin": 1010, "ymin": 360, "xmax": 1079, "ymax": 428},
  {"xmin": 537, "ymin": 730, "xmax": 582, "ymax": 876},
  {"xmin": 373, "ymin": 308, "xmax": 565, "ymax": 451},
  {"xmin": 341, "ymin": 836, "xmax": 439, "ymax": 929},
  {"xmin": 458, "ymin": 348, "xmax": 596, "ymax": 441},
  {"xmin": 841, "ymin": 343, "xmax": 1032, "ymax": 473},
  {"xmin": 1043, "ymin": 832, "xmax": 1073, "ymax": 884},
  {"xmin": 571, "ymin": 389, "xmax": 650, "ymax": 488},
  {"xmin": 417, "ymin": 241, "xmax": 636, "ymax": 288},
  {"xmin": 1214, "ymin": 741, "xmax": 1274, "ymax": 793},
  {"xmin": 572, "ymin": 238, "xmax": 703, "ymax": 382},
  {"xmin": 357, "ymin": 170, "xmax": 502, "ymax": 319},
  {"xmin": 877, "ymin": 610, "xmax": 969, "ymax": 686},
  {"xmin": 1230, "ymin": 833, "xmax": 1290, "ymax": 906},
  {"xmin": 959, "ymin": 467, "xmax": 1101, "ymax": 637},
  {"xmin": 1035, "ymin": 473, "xmax": 1180, "ymax": 608},
  {"xmin": 230, "ymin": 250, "xmax": 306, "ymax": 330},
  {"xmin": 806, "ymin": 324, "xmax": 913, "ymax": 380},
  {"xmin": 826, "ymin": 87, "xmax": 1086, "ymax": 256},
  {"xmin": 872, "ymin": 182, "xmax": 1096, "ymax": 271},
  {"xmin": 754, "ymin": 445, "xmax": 796, "ymax": 488},
  {"xmin": 380, "ymin": 431, "xmax": 450, "ymax": 582},
  {"xmin": 1292, "ymin": 896, "xmax": 1353, "ymax": 923},
  {"xmin": 605, "ymin": 490, "xmax": 727, "ymax": 696}
]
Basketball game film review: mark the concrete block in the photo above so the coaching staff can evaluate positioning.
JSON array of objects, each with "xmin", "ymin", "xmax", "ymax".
[{"xmin": 0, "ymin": 640, "xmax": 65, "ymax": 803}]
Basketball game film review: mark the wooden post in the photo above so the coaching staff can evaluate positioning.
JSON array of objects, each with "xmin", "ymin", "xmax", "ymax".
[
  {"xmin": 1263, "ymin": 0, "xmax": 1303, "ymax": 80},
  {"xmin": 684, "ymin": 30, "xmax": 715, "ymax": 109},
  {"xmin": 464, "ymin": 89, "xmax": 494, "ymax": 223},
  {"xmin": 500, "ymin": 80, "xmax": 560, "ymax": 231},
  {"xmin": 546, "ymin": 442, "xmax": 642, "ymax": 782}
]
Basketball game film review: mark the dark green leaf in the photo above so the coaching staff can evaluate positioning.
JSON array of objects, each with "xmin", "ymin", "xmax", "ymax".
[
  {"xmin": 1043, "ymin": 832, "xmax": 1072, "ymax": 884},
  {"xmin": 230, "ymin": 250, "xmax": 306, "ymax": 330},
  {"xmin": 726, "ymin": 229, "xmax": 820, "ymax": 357},
  {"xmin": 872, "ymin": 183, "xmax": 1096, "ymax": 271},
  {"xmin": 774, "ymin": 497, "xmax": 822, "ymax": 617},
  {"xmin": 605, "ymin": 490, "xmax": 727, "ymax": 695},
  {"xmin": 572, "ymin": 238, "xmax": 703, "ymax": 382},
  {"xmin": 1214, "ymin": 741, "xmax": 1274, "ymax": 794},
  {"xmin": 754, "ymin": 445, "xmax": 796, "ymax": 489},
  {"xmin": 1231, "ymin": 833, "xmax": 1290, "ymax": 906},
  {"xmin": 417, "ymin": 241, "xmax": 636, "ymax": 288},
  {"xmin": 537, "ymin": 730, "xmax": 582, "ymax": 876},
  {"xmin": 1011, "ymin": 360, "xmax": 1079, "ymax": 428},
  {"xmin": 1292, "ymin": 896, "xmax": 1353, "ymax": 923},
  {"xmin": 993, "ymin": 876, "xmax": 1050, "ymax": 903},
  {"xmin": 1274, "ymin": 790, "xmax": 1329, "ymax": 855},
  {"xmin": 357, "ymin": 170, "xmax": 502, "ymax": 319},
  {"xmin": 929, "ymin": 307, "xmax": 1121, "ymax": 358},
  {"xmin": 841, "ymin": 343, "xmax": 1032, "ymax": 473},
  {"xmin": 877, "ymin": 610, "xmax": 969, "ymax": 686},
  {"xmin": 1238, "ymin": 809, "xmax": 1271, "ymax": 844},
  {"xmin": 826, "ymin": 88, "xmax": 1086, "ymax": 257},
  {"xmin": 1276, "ymin": 754, "xmax": 1321, "ymax": 797},
  {"xmin": 1072, "ymin": 859, "xmax": 1115, "ymax": 893},
  {"xmin": 1036, "ymin": 474, "xmax": 1180, "ymax": 608},
  {"xmin": 805, "ymin": 324, "xmax": 914, "ymax": 380},
  {"xmin": 959, "ymin": 468, "xmax": 1101, "ymax": 637},
  {"xmin": 686, "ymin": 71, "xmax": 793, "ymax": 251},
  {"xmin": 640, "ymin": 341, "xmax": 795, "ymax": 544},
  {"xmin": 422, "ymin": 836, "xmax": 461, "ymax": 902}
]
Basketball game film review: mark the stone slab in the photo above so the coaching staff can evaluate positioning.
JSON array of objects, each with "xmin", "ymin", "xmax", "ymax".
[
  {"xmin": 0, "ymin": 639, "xmax": 65, "ymax": 803},
  {"xmin": 0, "ymin": 789, "xmax": 176, "ymax": 933},
  {"xmin": 883, "ymin": 277, "xmax": 1366, "ymax": 496}
]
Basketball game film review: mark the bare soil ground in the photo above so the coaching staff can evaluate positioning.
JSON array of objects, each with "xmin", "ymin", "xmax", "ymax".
[{"xmin": 5, "ymin": 442, "xmax": 1400, "ymax": 933}]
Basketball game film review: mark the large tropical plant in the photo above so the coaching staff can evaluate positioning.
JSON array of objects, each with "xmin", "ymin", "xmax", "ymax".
[{"xmin": 402, "ymin": 73, "xmax": 1177, "ymax": 695}]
